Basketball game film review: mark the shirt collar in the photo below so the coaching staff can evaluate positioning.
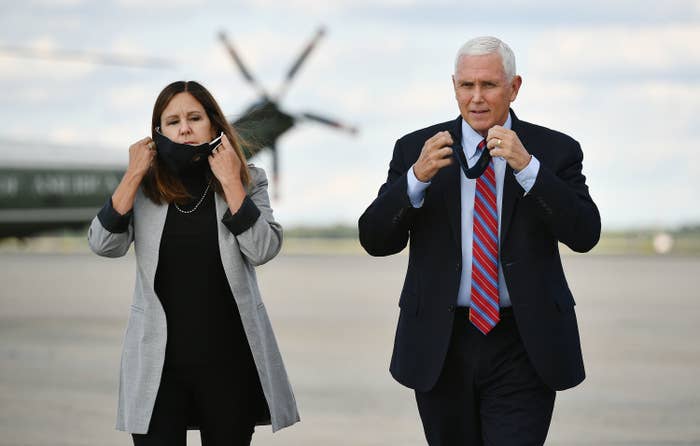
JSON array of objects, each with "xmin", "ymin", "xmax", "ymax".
[{"xmin": 462, "ymin": 112, "xmax": 512, "ymax": 161}]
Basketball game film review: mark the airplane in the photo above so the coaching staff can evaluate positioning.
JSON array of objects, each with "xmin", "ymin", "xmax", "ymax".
[{"xmin": 0, "ymin": 27, "xmax": 357, "ymax": 239}]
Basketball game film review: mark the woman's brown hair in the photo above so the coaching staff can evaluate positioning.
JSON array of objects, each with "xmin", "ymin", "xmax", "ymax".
[{"xmin": 142, "ymin": 80, "xmax": 251, "ymax": 205}]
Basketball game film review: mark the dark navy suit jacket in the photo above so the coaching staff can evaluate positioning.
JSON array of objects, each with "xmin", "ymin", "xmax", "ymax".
[{"xmin": 358, "ymin": 111, "xmax": 600, "ymax": 392}]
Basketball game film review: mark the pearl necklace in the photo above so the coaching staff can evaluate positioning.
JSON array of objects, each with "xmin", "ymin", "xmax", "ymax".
[{"xmin": 173, "ymin": 178, "xmax": 212, "ymax": 214}]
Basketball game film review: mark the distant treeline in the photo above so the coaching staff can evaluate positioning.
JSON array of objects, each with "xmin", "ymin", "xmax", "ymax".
[
  {"xmin": 285, "ymin": 224, "xmax": 358, "ymax": 239},
  {"xmin": 284, "ymin": 224, "xmax": 700, "ymax": 239}
]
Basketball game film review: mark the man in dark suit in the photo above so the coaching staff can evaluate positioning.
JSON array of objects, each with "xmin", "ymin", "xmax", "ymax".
[{"xmin": 358, "ymin": 36, "xmax": 600, "ymax": 445}]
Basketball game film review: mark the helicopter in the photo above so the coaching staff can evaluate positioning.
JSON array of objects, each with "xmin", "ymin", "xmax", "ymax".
[
  {"xmin": 0, "ymin": 27, "xmax": 357, "ymax": 238},
  {"xmin": 220, "ymin": 26, "xmax": 358, "ymax": 197}
]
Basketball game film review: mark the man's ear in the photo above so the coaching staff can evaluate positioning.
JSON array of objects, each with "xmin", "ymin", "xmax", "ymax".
[{"xmin": 510, "ymin": 75, "xmax": 523, "ymax": 102}]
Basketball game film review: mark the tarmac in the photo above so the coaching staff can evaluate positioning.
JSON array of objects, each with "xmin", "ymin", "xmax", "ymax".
[{"xmin": 1, "ymin": 250, "xmax": 699, "ymax": 445}]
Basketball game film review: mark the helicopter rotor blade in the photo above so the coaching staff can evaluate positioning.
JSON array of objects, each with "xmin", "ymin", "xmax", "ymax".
[
  {"xmin": 217, "ymin": 31, "xmax": 269, "ymax": 98},
  {"xmin": 301, "ymin": 112, "xmax": 358, "ymax": 135},
  {"xmin": 0, "ymin": 44, "xmax": 175, "ymax": 69},
  {"xmin": 275, "ymin": 26, "xmax": 326, "ymax": 100}
]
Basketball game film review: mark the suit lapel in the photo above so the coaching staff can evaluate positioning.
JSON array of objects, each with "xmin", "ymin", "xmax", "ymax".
[
  {"xmin": 500, "ymin": 164, "xmax": 518, "ymax": 245},
  {"xmin": 500, "ymin": 110, "xmax": 522, "ymax": 244},
  {"xmin": 442, "ymin": 116, "xmax": 464, "ymax": 248},
  {"xmin": 439, "ymin": 112, "xmax": 526, "ymax": 249}
]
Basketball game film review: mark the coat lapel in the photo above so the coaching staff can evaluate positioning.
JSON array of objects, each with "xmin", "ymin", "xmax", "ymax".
[
  {"xmin": 442, "ymin": 116, "xmax": 464, "ymax": 248},
  {"xmin": 499, "ymin": 109, "xmax": 522, "ymax": 244},
  {"xmin": 440, "ymin": 112, "xmax": 524, "ymax": 251},
  {"xmin": 134, "ymin": 192, "xmax": 168, "ymax": 290}
]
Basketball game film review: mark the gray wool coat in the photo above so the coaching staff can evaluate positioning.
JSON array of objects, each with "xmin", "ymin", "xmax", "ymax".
[{"xmin": 87, "ymin": 166, "xmax": 299, "ymax": 434}]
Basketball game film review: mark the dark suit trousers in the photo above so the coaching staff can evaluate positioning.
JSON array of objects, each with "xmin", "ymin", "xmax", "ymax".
[{"xmin": 415, "ymin": 308, "xmax": 555, "ymax": 446}]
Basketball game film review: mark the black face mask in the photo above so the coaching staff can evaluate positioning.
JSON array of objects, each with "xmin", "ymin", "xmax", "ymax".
[
  {"xmin": 153, "ymin": 128, "xmax": 223, "ymax": 176},
  {"xmin": 450, "ymin": 130, "xmax": 492, "ymax": 179}
]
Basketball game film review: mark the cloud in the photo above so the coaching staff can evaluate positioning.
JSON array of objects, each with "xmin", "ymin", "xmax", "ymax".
[
  {"xmin": 105, "ymin": 84, "xmax": 156, "ymax": 111},
  {"xmin": 115, "ymin": 0, "xmax": 204, "ymax": 7},
  {"xmin": 28, "ymin": 0, "xmax": 86, "ymax": 6},
  {"xmin": 527, "ymin": 24, "xmax": 700, "ymax": 80},
  {"xmin": 0, "ymin": 35, "xmax": 98, "ymax": 81},
  {"xmin": 274, "ymin": 166, "xmax": 381, "ymax": 224},
  {"xmin": 2, "ymin": 2, "xmax": 700, "ymax": 228}
]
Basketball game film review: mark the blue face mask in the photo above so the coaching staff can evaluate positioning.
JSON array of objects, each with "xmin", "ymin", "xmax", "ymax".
[{"xmin": 153, "ymin": 128, "xmax": 223, "ymax": 176}]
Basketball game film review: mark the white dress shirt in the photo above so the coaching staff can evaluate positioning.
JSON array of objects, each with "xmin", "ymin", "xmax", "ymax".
[{"xmin": 406, "ymin": 113, "xmax": 540, "ymax": 307}]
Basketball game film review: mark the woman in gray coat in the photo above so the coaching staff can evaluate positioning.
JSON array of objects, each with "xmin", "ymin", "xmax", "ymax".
[{"xmin": 88, "ymin": 80, "xmax": 299, "ymax": 445}]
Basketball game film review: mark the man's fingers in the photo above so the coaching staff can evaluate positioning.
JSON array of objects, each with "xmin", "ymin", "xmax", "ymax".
[
  {"xmin": 435, "ymin": 157, "xmax": 454, "ymax": 168},
  {"xmin": 424, "ymin": 131, "xmax": 453, "ymax": 152},
  {"xmin": 486, "ymin": 138, "xmax": 505, "ymax": 150},
  {"xmin": 489, "ymin": 148, "xmax": 507, "ymax": 159},
  {"xmin": 428, "ymin": 150, "xmax": 454, "ymax": 169},
  {"xmin": 487, "ymin": 126, "xmax": 506, "ymax": 139},
  {"xmin": 427, "ymin": 131, "xmax": 451, "ymax": 144},
  {"xmin": 434, "ymin": 146, "xmax": 453, "ymax": 159}
]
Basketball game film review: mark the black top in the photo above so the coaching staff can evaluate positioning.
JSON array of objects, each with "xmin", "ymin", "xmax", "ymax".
[
  {"xmin": 97, "ymin": 166, "xmax": 264, "ymax": 367},
  {"xmin": 154, "ymin": 166, "xmax": 244, "ymax": 365}
]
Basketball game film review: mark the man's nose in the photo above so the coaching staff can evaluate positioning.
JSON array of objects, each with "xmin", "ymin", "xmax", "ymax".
[{"xmin": 472, "ymin": 87, "xmax": 484, "ymax": 102}]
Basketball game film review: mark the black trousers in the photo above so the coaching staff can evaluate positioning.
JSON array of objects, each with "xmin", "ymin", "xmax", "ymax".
[
  {"xmin": 132, "ymin": 362, "xmax": 261, "ymax": 446},
  {"xmin": 415, "ymin": 307, "xmax": 555, "ymax": 446}
]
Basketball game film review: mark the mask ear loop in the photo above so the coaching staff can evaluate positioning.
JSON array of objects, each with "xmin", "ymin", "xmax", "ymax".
[
  {"xmin": 451, "ymin": 136, "xmax": 491, "ymax": 179},
  {"xmin": 209, "ymin": 132, "xmax": 224, "ymax": 151}
]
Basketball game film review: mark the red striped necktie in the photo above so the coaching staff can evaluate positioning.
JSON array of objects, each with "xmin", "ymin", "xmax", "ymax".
[{"xmin": 469, "ymin": 139, "xmax": 500, "ymax": 335}]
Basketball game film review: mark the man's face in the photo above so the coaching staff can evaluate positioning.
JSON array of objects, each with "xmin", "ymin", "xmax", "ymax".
[{"xmin": 452, "ymin": 53, "xmax": 522, "ymax": 136}]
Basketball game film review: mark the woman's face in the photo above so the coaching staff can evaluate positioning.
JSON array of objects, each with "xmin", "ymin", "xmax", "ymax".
[{"xmin": 159, "ymin": 92, "xmax": 215, "ymax": 145}]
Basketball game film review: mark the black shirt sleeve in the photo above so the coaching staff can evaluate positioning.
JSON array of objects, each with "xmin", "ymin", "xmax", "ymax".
[
  {"xmin": 97, "ymin": 198, "xmax": 133, "ymax": 233},
  {"xmin": 221, "ymin": 195, "xmax": 261, "ymax": 236}
]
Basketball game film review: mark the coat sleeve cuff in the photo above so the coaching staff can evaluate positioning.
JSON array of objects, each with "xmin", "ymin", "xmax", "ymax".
[
  {"xmin": 222, "ymin": 195, "xmax": 261, "ymax": 236},
  {"xmin": 96, "ymin": 198, "xmax": 133, "ymax": 233}
]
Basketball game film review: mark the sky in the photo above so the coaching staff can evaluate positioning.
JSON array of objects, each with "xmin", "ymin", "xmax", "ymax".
[{"xmin": 1, "ymin": 0, "xmax": 699, "ymax": 230}]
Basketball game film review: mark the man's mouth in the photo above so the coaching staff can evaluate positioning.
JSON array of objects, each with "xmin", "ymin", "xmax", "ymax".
[{"xmin": 470, "ymin": 110, "xmax": 489, "ymax": 115}]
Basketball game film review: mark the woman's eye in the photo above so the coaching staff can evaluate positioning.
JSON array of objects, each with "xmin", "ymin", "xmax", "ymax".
[
  {"xmin": 191, "ymin": 116, "xmax": 201, "ymax": 121},
  {"xmin": 167, "ymin": 121, "xmax": 178, "ymax": 126}
]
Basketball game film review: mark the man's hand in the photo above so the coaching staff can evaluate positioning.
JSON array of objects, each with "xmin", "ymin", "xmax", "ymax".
[
  {"xmin": 486, "ymin": 126, "xmax": 531, "ymax": 172},
  {"xmin": 413, "ymin": 131, "xmax": 454, "ymax": 182}
]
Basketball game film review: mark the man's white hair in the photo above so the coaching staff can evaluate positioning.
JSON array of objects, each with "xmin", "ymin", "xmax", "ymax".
[{"xmin": 454, "ymin": 36, "xmax": 516, "ymax": 80}]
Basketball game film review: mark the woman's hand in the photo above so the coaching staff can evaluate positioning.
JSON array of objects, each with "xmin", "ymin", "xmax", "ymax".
[
  {"xmin": 111, "ymin": 137, "xmax": 155, "ymax": 216},
  {"xmin": 209, "ymin": 134, "xmax": 246, "ymax": 213},
  {"xmin": 208, "ymin": 134, "xmax": 242, "ymax": 187},
  {"xmin": 126, "ymin": 137, "xmax": 156, "ymax": 180}
]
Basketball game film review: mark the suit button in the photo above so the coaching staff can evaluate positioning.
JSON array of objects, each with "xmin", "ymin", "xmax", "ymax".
[
  {"xmin": 455, "ymin": 262, "xmax": 461, "ymax": 271},
  {"xmin": 447, "ymin": 305, "xmax": 455, "ymax": 312}
]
